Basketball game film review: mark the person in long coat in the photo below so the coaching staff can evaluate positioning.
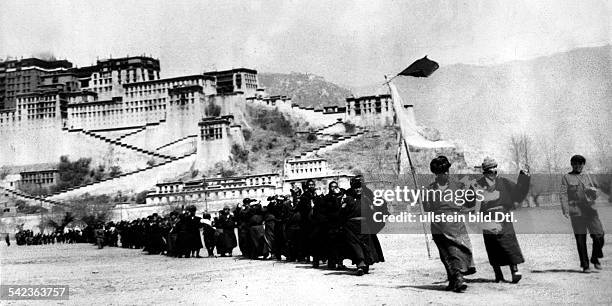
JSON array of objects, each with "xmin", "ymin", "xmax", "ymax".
[
  {"xmin": 423, "ymin": 156, "xmax": 476, "ymax": 292},
  {"xmin": 185, "ymin": 205, "xmax": 203, "ymax": 258},
  {"xmin": 214, "ymin": 206, "xmax": 237, "ymax": 257},
  {"xmin": 474, "ymin": 157, "xmax": 530, "ymax": 283},
  {"xmin": 267, "ymin": 195, "xmax": 292, "ymax": 260},
  {"xmin": 246, "ymin": 201, "xmax": 267, "ymax": 259},
  {"xmin": 296, "ymin": 179, "xmax": 319, "ymax": 263},
  {"xmin": 235, "ymin": 200, "xmax": 251, "ymax": 256},
  {"xmin": 311, "ymin": 181, "xmax": 344, "ymax": 268},
  {"xmin": 201, "ymin": 212, "xmax": 217, "ymax": 257},
  {"xmin": 341, "ymin": 176, "xmax": 386, "ymax": 275},
  {"xmin": 175, "ymin": 213, "xmax": 191, "ymax": 258},
  {"xmin": 324, "ymin": 183, "xmax": 348, "ymax": 270}
]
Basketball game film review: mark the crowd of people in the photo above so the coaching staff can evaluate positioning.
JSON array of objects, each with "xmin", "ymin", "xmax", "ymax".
[
  {"xmin": 14, "ymin": 228, "xmax": 88, "ymax": 245},
  {"xmin": 5, "ymin": 154, "xmax": 605, "ymax": 294},
  {"xmin": 95, "ymin": 176, "xmax": 387, "ymax": 276}
]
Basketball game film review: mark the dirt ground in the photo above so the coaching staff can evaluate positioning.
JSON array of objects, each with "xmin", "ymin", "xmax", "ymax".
[{"xmin": 1, "ymin": 232, "xmax": 611, "ymax": 306}]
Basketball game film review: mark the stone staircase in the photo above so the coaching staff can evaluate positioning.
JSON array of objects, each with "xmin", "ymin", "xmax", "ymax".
[
  {"xmin": 0, "ymin": 185, "xmax": 67, "ymax": 209},
  {"xmin": 296, "ymin": 130, "xmax": 367, "ymax": 158},
  {"xmin": 117, "ymin": 119, "xmax": 167, "ymax": 144},
  {"xmin": 114, "ymin": 125, "xmax": 147, "ymax": 142},
  {"xmin": 44, "ymin": 150, "xmax": 197, "ymax": 200},
  {"xmin": 155, "ymin": 134, "xmax": 197, "ymax": 151},
  {"xmin": 68, "ymin": 128, "xmax": 176, "ymax": 160}
]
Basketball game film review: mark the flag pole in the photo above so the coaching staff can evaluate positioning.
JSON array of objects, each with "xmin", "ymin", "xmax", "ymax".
[{"xmin": 385, "ymin": 75, "xmax": 432, "ymax": 259}]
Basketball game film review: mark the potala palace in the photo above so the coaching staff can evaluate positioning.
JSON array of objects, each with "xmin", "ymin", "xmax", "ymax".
[{"xmin": 0, "ymin": 55, "xmax": 428, "ymax": 218}]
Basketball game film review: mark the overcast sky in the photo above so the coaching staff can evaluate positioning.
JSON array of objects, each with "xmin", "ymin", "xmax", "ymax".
[{"xmin": 1, "ymin": 0, "xmax": 610, "ymax": 87}]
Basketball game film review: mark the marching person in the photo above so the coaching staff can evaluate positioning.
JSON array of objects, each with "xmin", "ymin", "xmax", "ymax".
[
  {"xmin": 423, "ymin": 156, "xmax": 476, "ymax": 292},
  {"xmin": 473, "ymin": 157, "xmax": 530, "ymax": 283},
  {"xmin": 319, "ymin": 181, "xmax": 347, "ymax": 270},
  {"xmin": 296, "ymin": 179, "xmax": 320, "ymax": 263},
  {"xmin": 267, "ymin": 195, "xmax": 292, "ymax": 260},
  {"xmin": 185, "ymin": 206, "xmax": 203, "ymax": 258},
  {"xmin": 560, "ymin": 154, "xmax": 604, "ymax": 272},
  {"xmin": 201, "ymin": 212, "xmax": 217, "ymax": 257},
  {"xmin": 246, "ymin": 199, "xmax": 267, "ymax": 259},
  {"xmin": 214, "ymin": 205, "xmax": 237, "ymax": 257},
  {"xmin": 341, "ymin": 176, "xmax": 386, "ymax": 276}
]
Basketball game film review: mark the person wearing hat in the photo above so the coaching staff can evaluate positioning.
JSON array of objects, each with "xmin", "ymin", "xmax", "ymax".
[
  {"xmin": 184, "ymin": 205, "xmax": 203, "ymax": 258},
  {"xmin": 201, "ymin": 212, "xmax": 217, "ymax": 257},
  {"xmin": 245, "ymin": 199, "xmax": 268, "ymax": 259},
  {"xmin": 423, "ymin": 156, "xmax": 476, "ymax": 292},
  {"xmin": 340, "ymin": 175, "xmax": 386, "ymax": 275},
  {"xmin": 214, "ymin": 204, "xmax": 237, "ymax": 257},
  {"xmin": 295, "ymin": 179, "xmax": 321, "ymax": 263},
  {"xmin": 317, "ymin": 180, "xmax": 348, "ymax": 270},
  {"xmin": 474, "ymin": 157, "xmax": 530, "ymax": 283},
  {"xmin": 560, "ymin": 155, "xmax": 604, "ymax": 273}
]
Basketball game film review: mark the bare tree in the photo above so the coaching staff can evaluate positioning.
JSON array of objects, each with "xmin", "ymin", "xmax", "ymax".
[
  {"xmin": 509, "ymin": 133, "xmax": 537, "ymax": 206},
  {"xmin": 541, "ymin": 138, "xmax": 562, "ymax": 175},
  {"xmin": 509, "ymin": 133, "xmax": 534, "ymax": 172}
]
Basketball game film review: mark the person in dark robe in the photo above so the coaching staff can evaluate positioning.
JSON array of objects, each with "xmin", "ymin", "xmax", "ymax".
[
  {"xmin": 267, "ymin": 195, "xmax": 292, "ymax": 260},
  {"xmin": 423, "ymin": 156, "xmax": 476, "ymax": 292},
  {"xmin": 263, "ymin": 197, "xmax": 278, "ymax": 260},
  {"xmin": 214, "ymin": 205, "xmax": 237, "ymax": 257},
  {"xmin": 185, "ymin": 205, "xmax": 203, "ymax": 258},
  {"xmin": 341, "ymin": 176, "xmax": 386, "ymax": 275},
  {"xmin": 166, "ymin": 212, "xmax": 179, "ymax": 257},
  {"xmin": 235, "ymin": 200, "xmax": 251, "ymax": 256},
  {"xmin": 201, "ymin": 212, "xmax": 217, "ymax": 257},
  {"xmin": 560, "ymin": 154, "xmax": 604, "ymax": 273},
  {"xmin": 323, "ymin": 182, "xmax": 347, "ymax": 270},
  {"xmin": 285, "ymin": 196, "xmax": 302, "ymax": 262},
  {"xmin": 146, "ymin": 214, "xmax": 164, "ymax": 255},
  {"xmin": 5, "ymin": 233, "xmax": 9, "ymax": 246},
  {"xmin": 310, "ymin": 181, "xmax": 341, "ymax": 268},
  {"xmin": 246, "ymin": 200, "xmax": 267, "ymax": 259},
  {"xmin": 174, "ymin": 212, "xmax": 191, "ymax": 258},
  {"xmin": 296, "ymin": 179, "xmax": 320, "ymax": 263},
  {"xmin": 473, "ymin": 157, "xmax": 530, "ymax": 283}
]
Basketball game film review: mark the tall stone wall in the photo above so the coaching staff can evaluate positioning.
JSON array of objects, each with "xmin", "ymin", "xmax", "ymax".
[
  {"xmin": 46, "ymin": 153, "xmax": 197, "ymax": 201},
  {"xmin": 0, "ymin": 122, "xmax": 154, "ymax": 170}
]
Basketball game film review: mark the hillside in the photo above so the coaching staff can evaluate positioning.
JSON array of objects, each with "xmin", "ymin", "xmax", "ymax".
[
  {"xmin": 376, "ymin": 45, "xmax": 611, "ymax": 171},
  {"xmin": 258, "ymin": 72, "xmax": 352, "ymax": 109}
]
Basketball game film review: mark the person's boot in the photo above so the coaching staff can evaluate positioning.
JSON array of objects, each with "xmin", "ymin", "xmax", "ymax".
[
  {"xmin": 452, "ymin": 274, "xmax": 467, "ymax": 293},
  {"xmin": 356, "ymin": 261, "xmax": 366, "ymax": 276},
  {"xmin": 592, "ymin": 258, "xmax": 602, "ymax": 270},
  {"xmin": 363, "ymin": 265, "xmax": 369, "ymax": 274},
  {"xmin": 493, "ymin": 265, "xmax": 505, "ymax": 282},
  {"xmin": 510, "ymin": 264, "xmax": 522, "ymax": 283},
  {"xmin": 445, "ymin": 280, "xmax": 454, "ymax": 291},
  {"xmin": 582, "ymin": 266, "xmax": 592, "ymax": 273}
]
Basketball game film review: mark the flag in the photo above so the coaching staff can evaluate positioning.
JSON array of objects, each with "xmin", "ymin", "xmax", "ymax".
[
  {"xmin": 398, "ymin": 56, "xmax": 439, "ymax": 78},
  {"xmin": 389, "ymin": 55, "xmax": 453, "ymax": 173},
  {"xmin": 390, "ymin": 55, "xmax": 442, "ymax": 259}
]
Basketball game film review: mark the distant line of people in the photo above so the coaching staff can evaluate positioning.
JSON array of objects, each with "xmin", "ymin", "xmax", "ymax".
[
  {"xmin": 97, "ymin": 176, "xmax": 387, "ymax": 276},
  {"xmin": 14, "ymin": 229, "xmax": 87, "ymax": 245}
]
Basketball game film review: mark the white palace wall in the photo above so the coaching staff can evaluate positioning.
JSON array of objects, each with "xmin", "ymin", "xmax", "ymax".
[
  {"xmin": 46, "ymin": 153, "xmax": 197, "ymax": 201},
  {"xmin": 246, "ymin": 97, "xmax": 345, "ymax": 128},
  {"xmin": 0, "ymin": 120, "xmax": 155, "ymax": 171}
]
